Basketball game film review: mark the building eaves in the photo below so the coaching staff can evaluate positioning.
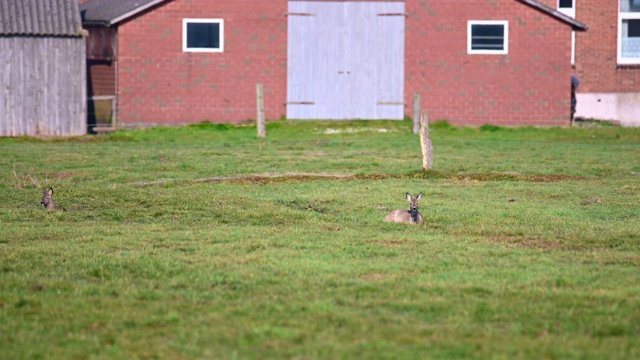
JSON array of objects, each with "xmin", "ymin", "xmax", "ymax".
[
  {"xmin": 517, "ymin": 0, "xmax": 588, "ymax": 31},
  {"xmin": 78, "ymin": 0, "xmax": 588, "ymax": 32},
  {"xmin": 0, "ymin": 0, "xmax": 83, "ymax": 36},
  {"xmin": 79, "ymin": 0, "xmax": 167, "ymax": 26}
]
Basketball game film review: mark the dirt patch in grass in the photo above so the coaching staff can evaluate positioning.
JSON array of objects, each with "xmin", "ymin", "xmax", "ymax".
[
  {"xmin": 489, "ymin": 235, "xmax": 563, "ymax": 251},
  {"xmin": 360, "ymin": 273, "xmax": 384, "ymax": 281},
  {"xmin": 49, "ymin": 171, "xmax": 77, "ymax": 180},
  {"xmin": 276, "ymin": 199, "xmax": 328, "ymax": 214},
  {"xmin": 192, "ymin": 172, "xmax": 360, "ymax": 185},
  {"xmin": 208, "ymin": 171, "xmax": 588, "ymax": 184},
  {"xmin": 376, "ymin": 239, "xmax": 412, "ymax": 247},
  {"xmin": 581, "ymin": 196, "xmax": 602, "ymax": 205},
  {"xmin": 407, "ymin": 170, "xmax": 590, "ymax": 183},
  {"xmin": 132, "ymin": 171, "xmax": 589, "ymax": 187}
]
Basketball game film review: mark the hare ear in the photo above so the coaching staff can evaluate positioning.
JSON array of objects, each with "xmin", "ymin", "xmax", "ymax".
[
  {"xmin": 406, "ymin": 193, "xmax": 412, "ymax": 201},
  {"xmin": 48, "ymin": 188, "xmax": 54, "ymax": 195}
]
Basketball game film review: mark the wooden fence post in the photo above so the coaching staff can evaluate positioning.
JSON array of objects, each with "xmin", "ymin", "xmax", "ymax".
[
  {"xmin": 420, "ymin": 110, "xmax": 434, "ymax": 170},
  {"xmin": 412, "ymin": 93, "xmax": 421, "ymax": 134},
  {"xmin": 256, "ymin": 83, "xmax": 266, "ymax": 138}
]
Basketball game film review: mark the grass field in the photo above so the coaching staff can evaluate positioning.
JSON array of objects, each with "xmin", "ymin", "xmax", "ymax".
[{"xmin": 1, "ymin": 120, "xmax": 639, "ymax": 359}]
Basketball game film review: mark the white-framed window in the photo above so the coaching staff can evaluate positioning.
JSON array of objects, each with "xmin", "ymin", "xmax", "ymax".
[
  {"xmin": 619, "ymin": 0, "xmax": 640, "ymax": 64},
  {"xmin": 558, "ymin": 0, "xmax": 576, "ymax": 65},
  {"xmin": 182, "ymin": 18, "xmax": 224, "ymax": 53},
  {"xmin": 467, "ymin": 21, "xmax": 509, "ymax": 55},
  {"xmin": 558, "ymin": 0, "xmax": 575, "ymax": 17}
]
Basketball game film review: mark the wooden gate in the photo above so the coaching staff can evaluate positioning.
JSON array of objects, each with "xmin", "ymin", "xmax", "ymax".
[{"xmin": 287, "ymin": 1, "xmax": 405, "ymax": 120}]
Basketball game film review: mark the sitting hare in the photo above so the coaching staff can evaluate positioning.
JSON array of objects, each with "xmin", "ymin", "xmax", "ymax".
[
  {"xmin": 41, "ymin": 187, "xmax": 66, "ymax": 211},
  {"xmin": 384, "ymin": 193, "xmax": 423, "ymax": 224}
]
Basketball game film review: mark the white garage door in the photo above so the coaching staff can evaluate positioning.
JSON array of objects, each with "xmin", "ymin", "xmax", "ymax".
[{"xmin": 287, "ymin": 1, "xmax": 405, "ymax": 120}]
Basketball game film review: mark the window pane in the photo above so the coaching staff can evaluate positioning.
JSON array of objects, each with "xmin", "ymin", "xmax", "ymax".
[
  {"xmin": 471, "ymin": 24, "xmax": 504, "ymax": 51},
  {"xmin": 559, "ymin": 0, "xmax": 573, "ymax": 8},
  {"xmin": 621, "ymin": 19, "xmax": 640, "ymax": 58},
  {"xmin": 620, "ymin": 0, "xmax": 640, "ymax": 12},
  {"xmin": 186, "ymin": 22, "xmax": 220, "ymax": 49},
  {"xmin": 630, "ymin": 19, "xmax": 640, "ymax": 37}
]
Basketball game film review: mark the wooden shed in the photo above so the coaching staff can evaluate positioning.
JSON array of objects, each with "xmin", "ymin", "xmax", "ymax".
[{"xmin": 0, "ymin": 0, "xmax": 87, "ymax": 137}]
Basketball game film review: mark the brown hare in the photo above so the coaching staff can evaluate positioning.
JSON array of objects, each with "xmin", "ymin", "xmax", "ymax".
[
  {"xmin": 41, "ymin": 187, "xmax": 66, "ymax": 211},
  {"xmin": 384, "ymin": 193, "xmax": 423, "ymax": 224}
]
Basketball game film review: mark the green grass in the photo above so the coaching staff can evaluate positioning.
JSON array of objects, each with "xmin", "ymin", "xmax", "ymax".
[{"xmin": 1, "ymin": 120, "xmax": 639, "ymax": 359}]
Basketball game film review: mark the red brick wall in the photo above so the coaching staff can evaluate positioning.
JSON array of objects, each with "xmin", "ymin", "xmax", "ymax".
[
  {"xmin": 574, "ymin": 0, "xmax": 640, "ymax": 93},
  {"xmin": 405, "ymin": 0, "xmax": 575, "ymax": 126},
  {"xmin": 534, "ymin": 0, "xmax": 557, "ymax": 8},
  {"xmin": 116, "ymin": 0, "xmax": 288, "ymax": 125},
  {"xmin": 110, "ymin": 0, "xmax": 576, "ymax": 126}
]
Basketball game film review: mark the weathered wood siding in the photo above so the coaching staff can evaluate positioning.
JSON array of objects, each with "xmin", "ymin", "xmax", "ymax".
[
  {"xmin": 287, "ymin": 1, "xmax": 405, "ymax": 120},
  {"xmin": 0, "ymin": 36, "xmax": 86, "ymax": 137}
]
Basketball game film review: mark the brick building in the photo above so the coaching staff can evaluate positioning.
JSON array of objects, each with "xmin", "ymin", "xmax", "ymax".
[
  {"xmin": 79, "ymin": 0, "xmax": 586, "ymax": 128},
  {"xmin": 573, "ymin": 0, "xmax": 640, "ymax": 126},
  {"xmin": 533, "ymin": 0, "xmax": 640, "ymax": 126}
]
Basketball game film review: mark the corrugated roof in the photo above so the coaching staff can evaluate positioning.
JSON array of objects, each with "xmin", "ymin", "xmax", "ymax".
[
  {"xmin": 0, "ymin": 0, "xmax": 83, "ymax": 36},
  {"xmin": 79, "ymin": 0, "xmax": 167, "ymax": 26}
]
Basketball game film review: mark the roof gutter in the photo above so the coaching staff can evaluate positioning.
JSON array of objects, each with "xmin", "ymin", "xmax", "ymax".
[
  {"xmin": 517, "ymin": 0, "xmax": 588, "ymax": 31},
  {"xmin": 110, "ymin": 0, "xmax": 167, "ymax": 25},
  {"xmin": 82, "ymin": 20, "xmax": 111, "ymax": 27}
]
